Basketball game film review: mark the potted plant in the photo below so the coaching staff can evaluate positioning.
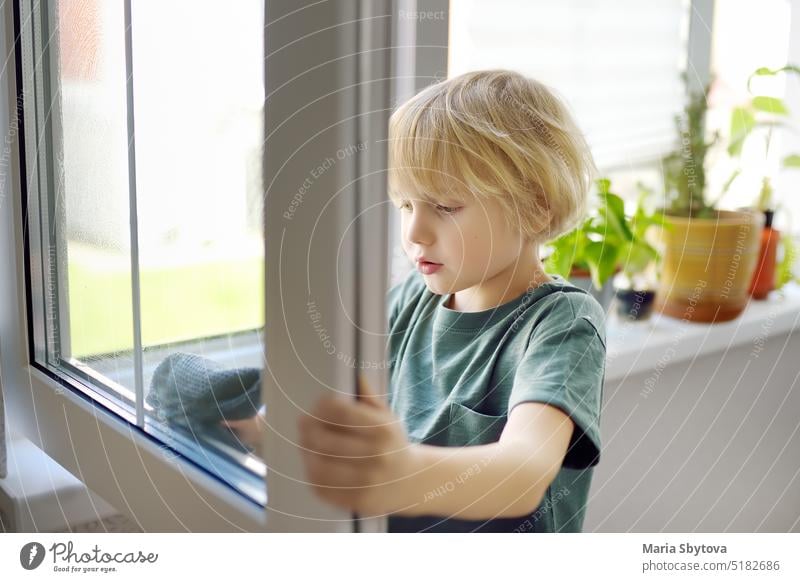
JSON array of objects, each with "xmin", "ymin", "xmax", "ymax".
[
  {"xmin": 653, "ymin": 77, "xmax": 764, "ymax": 323},
  {"xmin": 775, "ymin": 222, "xmax": 800, "ymax": 292},
  {"xmin": 727, "ymin": 64, "xmax": 800, "ymax": 299},
  {"xmin": 544, "ymin": 217, "xmax": 614, "ymax": 311},
  {"xmin": 544, "ymin": 179, "xmax": 631, "ymax": 311},
  {"xmin": 606, "ymin": 181, "xmax": 667, "ymax": 321}
]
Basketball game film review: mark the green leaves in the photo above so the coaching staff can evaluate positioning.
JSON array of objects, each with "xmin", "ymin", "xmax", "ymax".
[
  {"xmin": 728, "ymin": 106, "xmax": 756, "ymax": 157},
  {"xmin": 783, "ymin": 154, "xmax": 800, "ymax": 169},
  {"xmin": 544, "ymin": 223, "xmax": 585, "ymax": 279},
  {"xmin": 544, "ymin": 178, "xmax": 664, "ymax": 290},
  {"xmin": 598, "ymin": 190, "xmax": 632, "ymax": 242},
  {"xmin": 751, "ymin": 96, "xmax": 789, "ymax": 115},
  {"xmin": 747, "ymin": 64, "xmax": 800, "ymax": 93},
  {"xmin": 663, "ymin": 81, "xmax": 715, "ymax": 215},
  {"xmin": 728, "ymin": 64, "xmax": 799, "ymax": 210},
  {"xmin": 617, "ymin": 239, "xmax": 658, "ymax": 277},
  {"xmin": 731, "ymin": 64, "xmax": 797, "ymax": 159},
  {"xmin": 583, "ymin": 241, "xmax": 618, "ymax": 291},
  {"xmin": 776, "ymin": 232, "xmax": 800, "ymax": 289},
  {"xmin": 757, "ymin": 177, "xmax": 774, "ymax": 211}
]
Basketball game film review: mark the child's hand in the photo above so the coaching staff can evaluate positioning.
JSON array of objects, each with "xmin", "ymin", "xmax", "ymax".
[
  {"xmin": 297, "ymin": 375, "xmax": 419, "ymax": 516},
  {"xmin": 221, "ymin": 410, "xmax": 266, "ymax": 457}
]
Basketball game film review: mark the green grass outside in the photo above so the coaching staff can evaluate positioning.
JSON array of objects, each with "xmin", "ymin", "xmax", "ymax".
[{"xmin": 67, "ymin": 243, "xmax": 264, "ymax": 357}]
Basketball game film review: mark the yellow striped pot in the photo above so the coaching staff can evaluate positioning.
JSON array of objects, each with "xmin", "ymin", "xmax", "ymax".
[{"xmin": 652, "ymin": 209, "xmax": 764, "ymax": 323}]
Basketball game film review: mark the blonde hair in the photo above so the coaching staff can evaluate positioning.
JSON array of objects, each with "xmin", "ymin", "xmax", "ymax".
[{"xmin": 388, "ymin": 69, "xmax": 596, "ymax": 243}]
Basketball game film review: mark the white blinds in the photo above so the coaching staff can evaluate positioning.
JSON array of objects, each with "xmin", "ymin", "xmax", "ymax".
[{"xmin": 448, "ymin": 0, "xmax": 691, "ymax": 171}]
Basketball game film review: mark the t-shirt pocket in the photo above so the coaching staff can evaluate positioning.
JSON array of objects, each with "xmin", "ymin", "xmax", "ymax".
[{"xmin": 447, "ymin": 402, "xmax": 507, "ymax": 446}]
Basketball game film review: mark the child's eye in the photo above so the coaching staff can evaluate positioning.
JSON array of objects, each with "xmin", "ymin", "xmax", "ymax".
[
  {"xmin": 397, "ymin": 201, "xmax": 412, "ymax": 211},
  {"xmin": 435, "ymin": 204, "xmax": 461, "ymax": 214}
]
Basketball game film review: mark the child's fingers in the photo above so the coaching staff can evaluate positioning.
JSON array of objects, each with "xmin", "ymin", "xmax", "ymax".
[
  {"xmin": 298, "ymin": 418, "xmax": 378, "ymax": 459},
  {"xmin": 221, "ymin": 417, "xmax": 263, "ymax": 448},
  {"xmin": 356, "ymin": 373, "xmax": 387, "ymax": 409},
  {"xmin": 312, "ymin": 394, "xmax": 389, "ymax": 433},
  {"xmin": 301, "ymin": 451, "xmax": 362, "ymax": 497},
  {"xmin": 220, "ymin": 418, "xmax": 242, "ymax": 435}
]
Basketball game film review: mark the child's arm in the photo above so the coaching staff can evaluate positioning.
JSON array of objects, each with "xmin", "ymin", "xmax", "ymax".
[
  {"xmin": 402, "ymin": 402, "xmax": 573, "ymax": 520},
  {"xmin": 298, "ymin": 378, "xmax": 574, "ymax": 520}
]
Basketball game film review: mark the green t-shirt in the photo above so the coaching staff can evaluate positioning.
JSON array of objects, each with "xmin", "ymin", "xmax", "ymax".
[{"xmin": 386, "ymin": 269, "xmax": 606, "ymax": 532}]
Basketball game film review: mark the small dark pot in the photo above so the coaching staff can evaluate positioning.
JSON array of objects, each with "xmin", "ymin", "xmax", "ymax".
[{"xmin": 615, "ymin": 288, "xmax": 656, "ymax": 321}]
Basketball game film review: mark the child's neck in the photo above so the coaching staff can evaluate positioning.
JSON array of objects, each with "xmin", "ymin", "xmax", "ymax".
[{"xmin": 446, "ymin": 248, "xmax": 552, "ymax": 313}]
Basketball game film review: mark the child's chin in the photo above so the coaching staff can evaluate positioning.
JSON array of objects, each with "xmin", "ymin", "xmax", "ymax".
[{"xmin": 422, "ymin": 278, "xmax": 452, "ymax": 296}]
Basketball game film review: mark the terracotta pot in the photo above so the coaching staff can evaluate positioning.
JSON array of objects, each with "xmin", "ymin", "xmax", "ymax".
[
  {"xmin": 652, "ymin": 209, "xmax": 764, "ymax": 323},
  {"xmin": 749, "ymin": 209, "xmax": 780, "ymax": 300}
]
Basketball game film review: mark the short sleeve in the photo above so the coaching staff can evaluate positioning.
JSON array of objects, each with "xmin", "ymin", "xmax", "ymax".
[{"xmin": 508, "ymin": 314, "xmax": 606, "ymax": 470}]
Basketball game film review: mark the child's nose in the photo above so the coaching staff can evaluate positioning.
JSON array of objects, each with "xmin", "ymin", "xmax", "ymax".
[{"xmin": 405, "ymin": 210, "xmax": 435, "ymax": 246}]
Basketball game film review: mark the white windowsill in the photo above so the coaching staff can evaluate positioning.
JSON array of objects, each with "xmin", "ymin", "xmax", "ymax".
[
  {"xmin": 0, "ymin": 433, "xmax": 119, "ymax": 532},
  {"xmin": 604, "ymin": 283, "xmax": 800, "ymax": 383}
]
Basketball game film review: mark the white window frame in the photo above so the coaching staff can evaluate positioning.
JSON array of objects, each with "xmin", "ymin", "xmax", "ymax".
[{"xmin": 0, "ymin": 0, "xmax": 394, "ymax": 532}]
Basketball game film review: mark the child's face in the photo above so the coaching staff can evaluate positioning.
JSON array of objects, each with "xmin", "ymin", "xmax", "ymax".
[{"xmin": 397, "ymin": 194, "xmax": 527, "ymax": 297}]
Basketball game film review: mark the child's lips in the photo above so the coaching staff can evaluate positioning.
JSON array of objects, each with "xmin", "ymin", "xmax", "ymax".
[{"xmin": 417, "ymin": 260, "xmax": 443, "ymax": 275}]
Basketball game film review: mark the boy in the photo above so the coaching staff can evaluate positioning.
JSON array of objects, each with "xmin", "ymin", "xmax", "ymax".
[{"xmin": 295, "ymin": 69, "xmax": 606, "ymax": 532}]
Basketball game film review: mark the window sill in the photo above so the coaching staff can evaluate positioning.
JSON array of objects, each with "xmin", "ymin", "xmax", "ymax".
[
  {"xmin": 0, "ymin": 433, "xmax": 120, "ymax": 532},
  {"xmin": 5, "ymin": 365, "xmax": 268, "ymax": 531},
  {"xmin": 604, "ymin": 282, "xmax": 800, "ymax": 383}
]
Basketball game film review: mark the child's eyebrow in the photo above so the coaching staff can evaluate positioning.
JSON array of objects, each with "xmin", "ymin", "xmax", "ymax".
[
  {"xmin": 407, "ymin": 197, "xmax": 465, "ymax": 207},
  {"xmin": 391, "ymin": 189, "xmax": 469, "ymax": 206},
  {"xmin": 432, "ymin": 193, "xmax": 470, "ymax": 205},
  {"xmin": 417, "ymin": 190, "xmax": 466, "ymax": 202}
]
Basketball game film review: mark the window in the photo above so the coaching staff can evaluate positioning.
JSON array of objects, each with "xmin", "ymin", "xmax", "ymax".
[
  {"xmin": 388, "ymin": 0, "xmax": 695, "ymax": 287},
  {"xmin": 705, "ymin": 0, "xmax": 796, "ymax": 225},
  {"xmin": 23, "ymin": 0, "xmax": 267, "ymax": 498},
  {"xmin": 7, "ymin": 0, "xmax": 394, "ymax": 531},
  {"xmin": 448, "ymin": 0, "xmax": 692, "ymax": 172}
]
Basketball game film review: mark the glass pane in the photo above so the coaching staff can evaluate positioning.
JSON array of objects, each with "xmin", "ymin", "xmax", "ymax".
[
  {"xmin": 46, "ymin": 0, "xmax": 266, "ymax": 482},
  {"xmin": 58, "ymin": 0, "xmax": 136, "ymax": 405},
  {"xmin": 130, "ymin": 0, "xmax": 266, "ymax": 468}
]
